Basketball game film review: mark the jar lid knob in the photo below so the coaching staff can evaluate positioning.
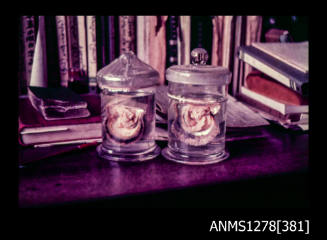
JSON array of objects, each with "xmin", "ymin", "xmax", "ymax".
[{"xmin": 191, "ymin": 48, "xmax": 209, "ymax": 65}]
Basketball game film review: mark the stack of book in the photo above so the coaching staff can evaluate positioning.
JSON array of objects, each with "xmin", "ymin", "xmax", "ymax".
[{"xmin": 237, "ymin": 41, "xmax": 309, "ymax": 130}]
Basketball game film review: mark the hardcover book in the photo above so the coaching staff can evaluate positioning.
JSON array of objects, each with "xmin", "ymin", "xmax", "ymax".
[
  {"xmin": 30, "ymin": 16, "xmax": 48, "ymax": 88},
  {"xmin": 108, "ymin": 16, "xmax": 119, "ymax": 63},
  {"xmin": 136, "ymin": 16, "xmax": 151, "ymax": 64},
  {"xmin": 55, "ymin": 16, "xmax": 70, "ymax": 87},
  {"xmin": 177, "ymin": 16, "xmax": 191, "ymax": 65},
  {"xmin": 86, "ymin": 16, "xmax": 98, "ymax": 93},
  {"xmin": 165, "ymin": 16, "xmax": 178, "ymax": 69},
  {"xmin": 18, "ymin": 17, "xmax": 26, "ymax": 95},
  {"xmin": 240, "ymin": 71, "xmax": 308, "ymax": 117},
  {"xmin": 77, "ymin": 16, "xmax": 88, "ymax": 80},
  {"xmin": 44, "ymin": 16, "xmax": 61, "ymax": 87},
  {"xmin": 22, "ymin": 16, "xmax": 36, "ymax": 89},
  {"xmin": 237, "ymin": 71, "xmax": 308, "ymax": 129},
  {"xmin": 191, "ymin": 16, "xmax": 213, "ymax": 64},
  {"xmin": 119, "ymin": 16, "xmax": 136, "ymax": 54},
  {"xmin": 136, "ymin": 16, "xmax": 168, "ymax": 84},
  {"xmin": 211, "ymin": 16, "xmax": 233, "ymax": 68},
  {"xmin": 96, "ymin": 16, "xmax": 107, "ymax": 69},
  {"xmin": 66, "ymin": 16, "xmax": 80, "ymax": 82}
]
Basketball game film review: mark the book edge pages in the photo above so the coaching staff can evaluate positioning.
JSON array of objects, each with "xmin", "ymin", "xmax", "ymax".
[
  {"xmin": 240, "ymin": 86, "xmax": 308, "ymax": 115},
  {"xmin": 20, "ymin": 122, "xmax": 102, "ymax": 145},
  {"xmin": 33, "ymin": 138, "xmax": 103, "ymax": 148}
]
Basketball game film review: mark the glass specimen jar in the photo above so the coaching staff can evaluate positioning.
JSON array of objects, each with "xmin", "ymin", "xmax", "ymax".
[
  {"xmin": 96, "ymin": 51, "xmax": 161, "ymax": 162},
  {"xmin": 162, "ymin": 48, "xmax": 231, "ymax": 165}
]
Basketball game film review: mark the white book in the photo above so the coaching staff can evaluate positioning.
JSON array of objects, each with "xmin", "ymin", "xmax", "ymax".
[
  {"xmin": 222, "ymin": 16, "xmax": 233, "ymax": 68},
  {"xmin": 77, "ymin": 16, "xmax": 88, "ymax": 78},
  {"xmin": 240, "ymin": 86, "xmax": 308, "ymax": 115},
  {"xmin": 30, "ymin": 16, "xmax": 48, "ymax": 87},
  {"xmin": 136, "ymin": 16, "xmax": 150, "ymax": 64},
  {"xmin": 55, "ymin": 16, "xmax": 69, "ymax": 87},
  {"xmin": 177, "ymin": 16, "xmax": 190, "ymax": 65},
  {"xmin": 34, "ymin": 138, "xmax": 102, "ymax": 148},
  {"xmin": 252, "ymin": 41, "xmax": 308, "ymax": 74},
  {"xmin": 86, "ymin": 16, "xmax": 97, "ymax": 92}
]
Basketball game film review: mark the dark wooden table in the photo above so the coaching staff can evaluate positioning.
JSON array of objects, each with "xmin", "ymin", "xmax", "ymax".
[{"xmin": 18, "ymin": 124, "xmax": 309, "ymax": 208}]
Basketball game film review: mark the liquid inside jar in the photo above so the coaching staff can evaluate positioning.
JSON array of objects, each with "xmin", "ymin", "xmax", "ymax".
[
  {"xmin": 167, "ymin": 92, "xmax": 227, "ymax": 157},
  {"xmin": 100, "ymin": 90, "xmax": 156, "ymax": 155}
]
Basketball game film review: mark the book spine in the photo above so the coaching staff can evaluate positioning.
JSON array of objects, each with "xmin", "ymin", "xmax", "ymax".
[
  {"xmin": 86, "ymin": 16, "xmax": 98, "ymax": 93},
  {"xmin": 211, "ymin": 16, "xmax": 233, "ymax": 68},
  {"xmin": 136, "ymin": 16, "xmax": 168, "ymax": 84},
  {"xmin": 211, "ymin": 16, "xmax": 223, "ymax": 66},
  {"xmin": 166, "ymin": 16, "xmax": 178, "ymax": 68},
  {"xmin": 55, "ymin": 16, "xmax": 70, "ymax": 87},
  {"xmin": 153, "ymin": 16, "xmax": 168, "ymax": 85},
  {"xmin": 177, "ymin": 16, "xmax": 191, "ymax": 65},
  {"xmin": 136, "ymin": 16, "xmax": 150, "ymax": 64},
  {"xmin": 42, "ymin": 17, "xmax": 60, "ymax": 87},
  {"xmin": 221, "ymin": 16, "xmax": 233, "ymax": 69},
  {"xmin": 108, "ymin": 16, "xmax": 117, "ymax": 62},
  {"xmin": 243, "ymin": 16, "xmax": 262, "ymax": 83},
  {"xmin": 77, "ymin": 16, "xmax": 88, "ymax": 81},
  {"xmin": 191, "ymin": 16, "xmax": 213, "ymax": 64},
  {"xmin": 18, "ymin": 18, "xmax": 26, "ymax": 95},
  {"xmin": 22, "ymin": 16, "xmax": 36, "ymax": 87},
  {"xmin": 96, "ymin": 16, "xmax": 106, "ymax": 69},
  {"xmin": 119, "ymin": 16, "xmax": 136, "ymax": 54},
  {"xmin": 232, "ymin": 16, "xmax": 244, "ymax": 96},
  {"xmin": 29, "ymin": 16, "xmax": 48, "ymax": 87},
  {"xmin": 66, "ymin": 16, "xmax": 80, "ymax": 82}
]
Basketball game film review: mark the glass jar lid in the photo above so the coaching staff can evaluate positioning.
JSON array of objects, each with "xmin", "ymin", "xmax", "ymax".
[
  {"xmin": 97, "ymin": 51, "xmax": 160, "ymax": 91},
  {"xmin": 166, "ymin": 48, "xmax": 231, "ymax": 86}
]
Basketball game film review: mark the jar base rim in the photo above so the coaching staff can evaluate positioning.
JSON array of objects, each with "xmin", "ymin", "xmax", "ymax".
[
  {"xmin": 97, "ymin": 144, "xmax": 161, "ymax": 162},
  {"xmin": 162, "ymin": 147, "xmax": 229, "ymax": 165}
]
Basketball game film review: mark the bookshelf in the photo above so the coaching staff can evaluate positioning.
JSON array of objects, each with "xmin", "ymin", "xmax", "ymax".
[
  {"xmin": 18, "ymin": 15, "xmax": 255, "ymax": 96},
  {"xmin": 18, "ymin": 16, "xmax": 308, "ymax": 97}
]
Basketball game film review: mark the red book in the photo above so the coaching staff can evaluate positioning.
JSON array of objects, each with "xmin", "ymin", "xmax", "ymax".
[{"xmin": 19, "ymin": 94, "xmax": 101, "ymax": 146}]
